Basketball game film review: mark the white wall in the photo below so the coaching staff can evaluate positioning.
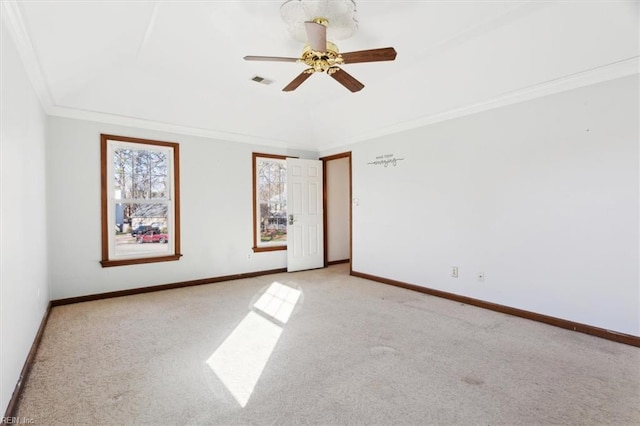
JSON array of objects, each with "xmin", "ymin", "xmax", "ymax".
[
  {"xmin": 326, "ymin": 157, "xmax": 350, "ymax": 262},
  {"xmin": 46, "ymin": 117, "xmax": 315, "ymax": 300},
  {"xmin": 348, "ymin": 75, "xmax": 639, "ymax": 336},
  {"xmin": 1, "ymin": 21, "xmax": 50, "ymax": 414}
]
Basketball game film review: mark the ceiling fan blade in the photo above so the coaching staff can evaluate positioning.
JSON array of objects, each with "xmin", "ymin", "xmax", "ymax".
[
  {"xmin": 244, "ymin": 55, "xmax": 299, "ymax": 63},
  {"xmin": 305, "ymin": 21, "xmax": 327, "ymax": 52},
  {"xmin": 330, "ymin": 68, "xmax": 364, "ymax": 93},
  {"xmin": 340, "ymin": 47, "xmax": 397, "ymax": 64},
  {"xmin": 283, "ymin": 71, "xmax": 313, "ymax": 92}
]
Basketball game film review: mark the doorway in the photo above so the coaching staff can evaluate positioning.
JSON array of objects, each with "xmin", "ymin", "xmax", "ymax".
[{"xmin": 321, "ymin": 152, "xmax": 352, "ymax": 269}]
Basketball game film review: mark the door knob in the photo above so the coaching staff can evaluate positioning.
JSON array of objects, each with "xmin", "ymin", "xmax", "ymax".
[{"xmin": 288, "ymin": 214, "xmax": 295, "ymax": 225}]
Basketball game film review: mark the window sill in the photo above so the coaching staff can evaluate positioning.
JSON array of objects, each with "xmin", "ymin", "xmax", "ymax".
[
  {"xmin": 100, "ymin": 254, "xmax": 183, "ymax": 268},
  {"xmin": 252, "ymin": 246, "xmax": 286, "ymax": 253}
]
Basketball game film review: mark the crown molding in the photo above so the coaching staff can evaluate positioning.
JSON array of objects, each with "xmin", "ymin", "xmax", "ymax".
[
  {"xmin": 318, "ymin": 56, "xmax": 639, "ymax": 152},
  {"xmin": 51, "ymin": 54, "xmax": 638, "ymax": 155},
  {"xmin": 3, "ymin": 0, "xmax": 636, "ymax": 154},
  {"xmin": 1, "ymin": 0, "xmax": 54, "ymax": 113},
  {"xmin": 0, "ymin": 0, "xmax": 310, "ymax": 151},
  {"xmin": 47, "ymin": 104, "xmax": 316, "ymax": 151}
]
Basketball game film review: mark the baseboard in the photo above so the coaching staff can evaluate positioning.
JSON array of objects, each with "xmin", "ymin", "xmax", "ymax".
[
  {"xmin": 51, "ymin": 267, "xmax": 288, "ymax": 306},
  {"xmin": 327, "ymin": 259, "xmax": 350, "ymax": 266},
  {"xmin": 3, "ymin": 301, "xmax": 52, "ymax": 422},
  {"xmin": 351, "ymin": 270, "xmax": 640, "ymax": 348}
]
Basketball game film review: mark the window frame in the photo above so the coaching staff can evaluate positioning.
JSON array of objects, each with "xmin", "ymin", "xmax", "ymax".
[
  {"xmin": 252, "ymin": 152, "xmax": 291, "ymax": 253},
  {"xmin": 100, "ymin": 134, "xmax": 181, "ymax": 267}
]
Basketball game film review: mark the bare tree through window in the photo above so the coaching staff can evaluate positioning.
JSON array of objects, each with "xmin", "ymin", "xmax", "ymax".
[
  {"xmin": 253, "ymin": 153, "xmax": 289, "ymax": 251},
  {"xmin": 101, "ymin": 134, "xmax": 181, "ymax": 267}
]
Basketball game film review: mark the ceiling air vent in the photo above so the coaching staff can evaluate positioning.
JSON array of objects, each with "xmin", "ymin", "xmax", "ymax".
[{"xmin": 251, "ymin": 75, "xmax": 273, "ymax": 85}]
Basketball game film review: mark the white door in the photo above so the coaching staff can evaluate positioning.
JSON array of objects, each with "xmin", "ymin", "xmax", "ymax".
[{"xmin": 287, "ymin": 158, "xmax": 324, "ymax": 272}]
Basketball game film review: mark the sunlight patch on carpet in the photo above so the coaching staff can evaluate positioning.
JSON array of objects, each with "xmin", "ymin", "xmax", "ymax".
[
  {"xmin": 206, "ymin": 281, "xmax": 302, "ymax": 407},
  {"xmin": 253, "ymin": 281, "xmax": 302, "ymax": 324}
]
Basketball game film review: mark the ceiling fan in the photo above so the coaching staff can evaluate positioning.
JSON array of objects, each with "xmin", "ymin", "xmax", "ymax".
[{"xmin": 244, "ymin": 18, "xmax": 397, "ymax": 93}]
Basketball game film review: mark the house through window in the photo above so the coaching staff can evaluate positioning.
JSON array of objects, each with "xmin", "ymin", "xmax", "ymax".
[
  {"xmin": 253, "ymin": 153, "xmax": 288, "ymax": 252},
  {"xmin": 101, "ymin": 134, "xmax": 181, "ymax": 267}
]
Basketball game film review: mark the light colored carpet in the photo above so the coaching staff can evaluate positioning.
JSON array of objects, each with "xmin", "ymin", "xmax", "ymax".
[{"xmin": 16, "ymin": 264, "xmax": 640, "ymax": 425}]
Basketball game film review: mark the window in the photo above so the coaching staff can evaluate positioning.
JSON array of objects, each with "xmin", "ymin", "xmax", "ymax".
[
  {"xmin": 253, "ymin": 153, "xmax": 288, "ymax": 252},
  {"xmin": 101, "ymin": 134, "xmax": 181, "ymax": 267}
]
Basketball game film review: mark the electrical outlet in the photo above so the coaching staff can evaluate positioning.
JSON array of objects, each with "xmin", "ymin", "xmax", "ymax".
[
  {"xmin": 247, "ymin": 253, "xmax": 252, "ymax": 260},
  {"xmin": 451, "ymin": 267, "xmax": 458, "ymax": 278},
  {"xmin": 477, "ymin": 272, "xmax": 485, "ymax": 282}
]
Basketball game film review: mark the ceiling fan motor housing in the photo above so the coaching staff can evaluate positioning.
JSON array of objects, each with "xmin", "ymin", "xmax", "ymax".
[{"xmin": 300, "ymin": 42, "xmax": 343, "ymax": 73}]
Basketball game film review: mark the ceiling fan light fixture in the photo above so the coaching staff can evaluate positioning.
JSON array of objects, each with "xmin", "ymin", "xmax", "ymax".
[
  {"xmin": 300, "ymin": 42, "xmax": 342, "ymax": 73},
  {"xmin": 280, "ymin": 0, "xmax": 358, "ymax": 42}
]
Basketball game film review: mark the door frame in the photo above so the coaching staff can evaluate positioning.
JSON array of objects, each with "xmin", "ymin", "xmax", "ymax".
[{"xmin": 320, "ymin": 152, "xmax": 352, "ymax": 272}]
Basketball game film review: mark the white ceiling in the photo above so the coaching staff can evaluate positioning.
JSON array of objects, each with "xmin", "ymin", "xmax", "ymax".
[{"xmin": 3, "ymin": 0, "xmax": 638, "ymax": 152}]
